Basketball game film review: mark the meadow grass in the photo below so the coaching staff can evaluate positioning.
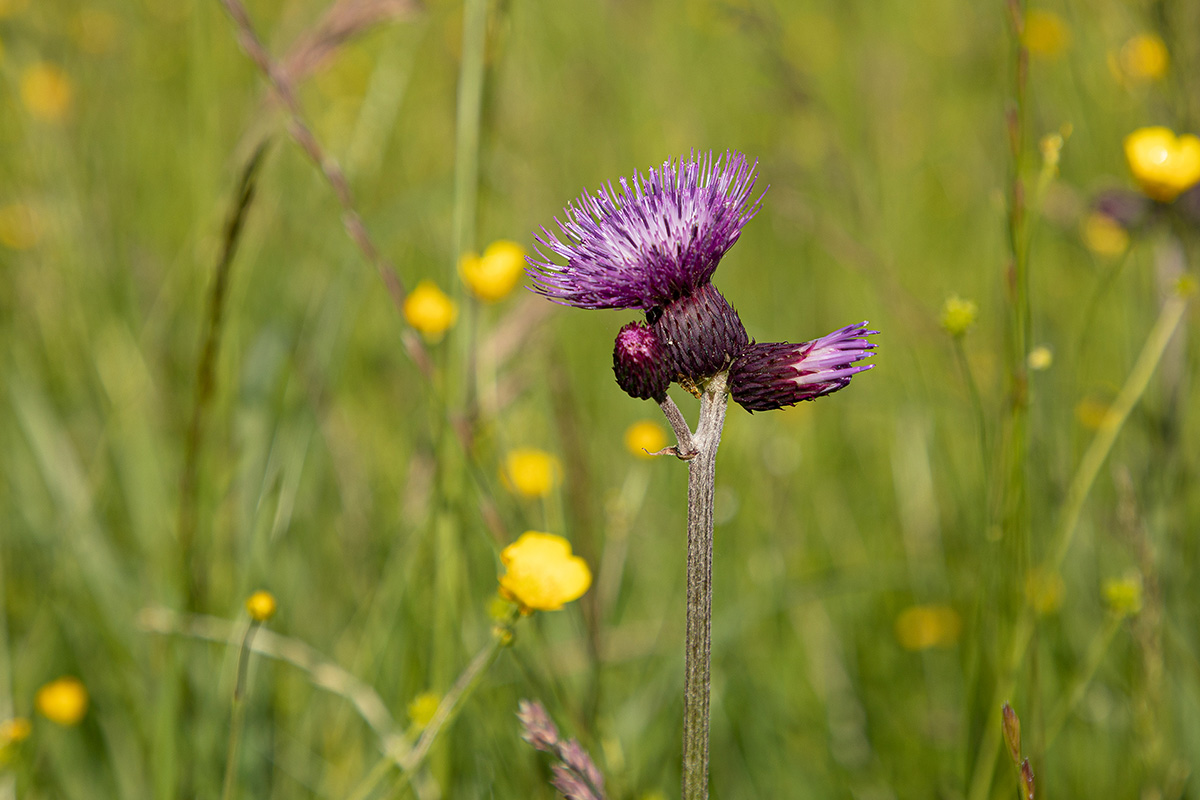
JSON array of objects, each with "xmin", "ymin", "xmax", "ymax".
[{"xmin": 2, "ymin": 0, "xmax": 1200, "ymax": 797}]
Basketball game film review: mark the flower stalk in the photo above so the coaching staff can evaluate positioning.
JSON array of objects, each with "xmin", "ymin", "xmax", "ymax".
[{"xmin": 679, "ymin": 373, "xmax": 729, "ymax": 800}]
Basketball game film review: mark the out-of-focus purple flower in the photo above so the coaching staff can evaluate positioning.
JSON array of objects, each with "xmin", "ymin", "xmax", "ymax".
[
  {"xmin": 527, "ymin": 151, "xmax": 763, "ymax": 311},
  {"xmin": 729, "ymin": 323, "xmax": 877, "ymax": 412},
  {"xmin": 1092, "ymin": 187, "xmax": 1153, "ymax": 230}
]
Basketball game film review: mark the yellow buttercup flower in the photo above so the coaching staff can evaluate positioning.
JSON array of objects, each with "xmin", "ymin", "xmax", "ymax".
[
  {"xmin": 1124, "ymin": 127, "xmax": 1200, "ymax": 202},
  {"xmin": 403, "ymin": 280, "xmax": 458, "ymax": 341},
  {"xmin": 940, "ymin": 295, "xmax": 978, "ymax": 338},
  {"xmin": 245, "ymin": 590, "xmax": 277, "ymax": 622},
  {"xmin": 1022, "ymin": 10, "xmax": 1070, "ymax": 59},
  {"xmin": 1103, "ymin": 576, "xmax": 1143, "ymax": 617},
  {"xmin": 460, "ymin": 240, "xmax": 526, "ymax": 302},
  {"xmin": 498, "ymin": 532, "xmax": 592, "ymax": 613},
  {"xmin": 501, "ymin": 448, "xmax": 560, "ymax": 498},
  {"xmin": 35, "ymin": 677, "xmax": 88, "ymax": 726},
  {"xmin": 624, "ymin": 420, "xmax": 667, "ymax": 458},
  {"xmin": 1080, "ymin": 211, "xmax": 1129, "ymax": 257},
  {"xmin": 407, "ymin": 691, "xmax": 441, "ymax": 729},
  {"xmin": 20, "ymin": 62, "xmax": 73, "ymax": 122},
  {"xmin": 894, "ymin": 605, "xmax": 961, "ymax": 651},
  {"xmin": 1116, "ymin": 33, "xmax": 1168, "ymax": 83}
]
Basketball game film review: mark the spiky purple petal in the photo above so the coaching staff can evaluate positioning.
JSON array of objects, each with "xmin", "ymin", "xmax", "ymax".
[
  {"xmin": 527, "ymin": 151, "xmax": 764, "ymax": 310},
  {"xmin": 730, "ymin": 323, "xmax": 877, "ymax": 412}
]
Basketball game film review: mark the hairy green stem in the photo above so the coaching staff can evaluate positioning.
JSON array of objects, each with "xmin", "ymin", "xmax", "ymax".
[{"xmin": 677, "ymin": 374, "xmax": 729, "ymax": 800}]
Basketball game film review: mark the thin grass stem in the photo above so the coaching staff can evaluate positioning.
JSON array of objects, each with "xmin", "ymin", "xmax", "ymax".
[{"xmin": 219, "ymin": 619, "xmax": 262, "ymax": 800}]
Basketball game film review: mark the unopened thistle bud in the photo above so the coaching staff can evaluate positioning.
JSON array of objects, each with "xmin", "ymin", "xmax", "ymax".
[
  {"xmin": 613, "ymin": 322, "xmax": 670, "ymax": 402},
  {"xmin": 651, "ymin": 282, "xmax": 749, "ymax": 383}
]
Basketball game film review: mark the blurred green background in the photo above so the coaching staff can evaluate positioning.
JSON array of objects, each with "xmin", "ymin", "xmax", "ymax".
[{"xmin": 2, "ymin": 0, "xmax": 1199, "ymax": 796}]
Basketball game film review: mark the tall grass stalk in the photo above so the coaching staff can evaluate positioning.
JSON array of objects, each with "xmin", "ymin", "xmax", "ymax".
[
  {"xmin": 967, "ymin": 283, "xmax": 1192, "ymax": 800},
  {"xmin": 178, "ymin": 142, "xmax": 269, "ymax": 611},
  {"xmin": 219, "ymin": 618, "xmax": 263, "ymax": 800}
]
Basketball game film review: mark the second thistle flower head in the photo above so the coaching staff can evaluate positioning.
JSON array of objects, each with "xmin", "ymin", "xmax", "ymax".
[{"xmin": 527, "ymin": 150, "xmax": 763, "ymax": 311}]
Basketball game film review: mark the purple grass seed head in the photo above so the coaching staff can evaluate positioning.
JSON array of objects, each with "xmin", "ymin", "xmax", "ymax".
[
  {"xmin": 729, "ymin": 322, "xmax": 878, "ymax": 412},
  {"xmin": 613, "ymin": 322, "xmax": 671, "ymax": 402},
  {"xmin": 516, "ymin": 699, "xmax": 559, "ymax": 753},
  {"xmin": 527, "ymin": 151, "xmax": 764, "ymax": 311}
]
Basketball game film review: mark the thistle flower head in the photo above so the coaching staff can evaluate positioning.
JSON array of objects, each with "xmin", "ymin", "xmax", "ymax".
[
  {"xmin": 527, "ymin": 151, "xmax": 764, "ymax": 310},
  {"xmin": 729, "ymin": 323, "xmax": 877, "ymax": 412}
]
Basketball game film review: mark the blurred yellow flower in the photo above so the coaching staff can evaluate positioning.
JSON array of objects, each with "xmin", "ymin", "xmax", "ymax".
[
  {"xmin": 407, "ymin": 691, "xmax": 440, "ymax": 729},
  {"xmin": 20, "ymin": 62, "xmax": 74, "ymax": 122},
  {"xmin": 1115, "ymin": 33, "xmax": 1168, "ymax": 83},
  {"xmin": 894, "ymin": 604, "xmax": 961, "ymax": 651},
  {"xmin": 1025, "ymin": 569, "xmax": 1064, "ymax": 614},
  {"xmin": 460, "ymin": 240, "xmax": 526, "ymax": 302},
  {"xmin": 1040, "ymin": 132, "xmax": 1064, "ymax": 171},
  {"xmin": 1080, "ymin": 211, "xmax": 1129, "ymax": 257},
  {"xmin": 245, "ymin": 590, "xmax": 277, "ymax": 622},
  {"xmin": 1022, "ymin": 10, "xmax": 1070, "ymax": 59},
  {"xmin": 1074, "ymin": 397, "xmax": 1110, "ymax": 430},
  {"xmin": 0, "ymin": 203, "xmax": 41, "ymax": 250},
  {"xmin": 624, "ymin": 420, "xmax": 667, "ymax": 458},
  {"xmin": 502, "ymin": 448, "xmax": 560, "ymax": 498},
  {"xmin": 35, "ymin": 677, "xmax": 88, "ymax": 726},
  {"xmin": 1027, "ymin": 346, "xmax": 1053, "ymax": 371},
  {"xmin": 0, "ymin": 0, "xmax": 28, "ymax": 19},
  {"xmin": 0, "ymin": 718, "xmax": 30, "ymax": 745},
  {"xmin": 1124, "ymin": 127, "xmax": 1200, "ymax": 202},
  {"xmin": 499, "ymin": 531, "xmax": 592, "ymax": 613},
  {"xmin": 1103, "ymin": 576, "xmax": 1143, "ymax": 617},
  {"xmin": 403, "ymin": 280, "xmax": 458, "ymax": 341},
  {"xmin": 0, "ymin": 718, "xmax": 30, "ymax": 765},
  {"xmin": 940, "ymin": 295, "xmax": 977, "ymax": 338}
]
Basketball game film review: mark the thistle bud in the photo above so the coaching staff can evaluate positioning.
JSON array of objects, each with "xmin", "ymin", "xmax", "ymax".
[
  {"xmin": 613, "ymin": 322, "xmax": 670, "ymax": 402},
  {"xmin": 651, "ymin": 282, "xmax": 749, "ymax": 383}
]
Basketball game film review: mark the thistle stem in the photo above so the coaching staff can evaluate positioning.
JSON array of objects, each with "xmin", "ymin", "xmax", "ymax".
[{"xmin": 677, "ymin": 373, "xmax": 729, "ymax": 800}]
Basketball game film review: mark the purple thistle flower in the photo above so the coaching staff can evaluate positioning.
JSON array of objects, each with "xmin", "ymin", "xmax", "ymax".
[
  {"xmin": 529, "ymin": 151, "xmax": 876, "ymax": 400},
  {"xmin": 527, "ymin": 151, "xmax": 764, "ymax": 311},
  {"xmin": 729, "ymin": 323, "xmax": 877, "ymax": 412}
]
